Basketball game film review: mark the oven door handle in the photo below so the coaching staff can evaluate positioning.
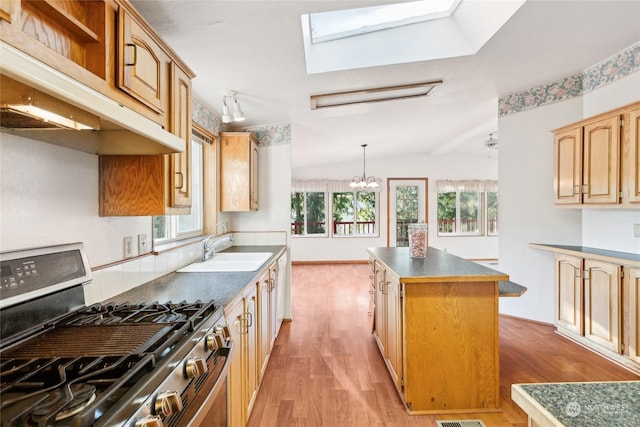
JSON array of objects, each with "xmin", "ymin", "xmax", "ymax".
[{"xmin": 187, "ymin": 341, "xmax": 235, "ymax": 426}]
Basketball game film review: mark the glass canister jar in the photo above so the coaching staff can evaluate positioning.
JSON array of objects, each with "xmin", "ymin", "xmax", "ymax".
[{"xmin": 408, "ymin": 223, "xmax": 428, "ymax": 258}]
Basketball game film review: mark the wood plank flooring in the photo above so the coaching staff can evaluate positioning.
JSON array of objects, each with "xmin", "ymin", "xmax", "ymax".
[{"xmin": 247, "ymin": 263, "xmax": 639, "ymax": 427}]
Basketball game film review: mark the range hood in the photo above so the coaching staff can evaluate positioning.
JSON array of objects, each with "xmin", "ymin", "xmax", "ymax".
[{"xmin": 0, "ymin": 41, "xmax": 185, "ymax": 155}]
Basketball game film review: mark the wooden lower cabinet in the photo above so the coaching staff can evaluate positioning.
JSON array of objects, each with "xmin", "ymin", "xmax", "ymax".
[
  {"xmin": 554, "ymin": 253, "xmax": 640, "ymax": 372},
  {"xmin": 628, "ymin": 268, "xmax": 640, "ymax": 364},
  {"xmin": 372, "ymin": 261, "xmax": 402, "ymax": 391},
  {"xmin": 555, "ymin": 254, "xmax": 584, "ymax": 336},
  {"xmin": 225, "ymin": 253, "xmax": 285, "ymax": 426},
  {"xmin": 225, "ymin": 283, "xmax": 258, "ymax": 427},
  {"xmin": 584, "ymin": 260, "xmax": 621, "ymax": 352},
  {"xmin": 384, "ymin": 270, "xmax": 402, "ymax": 392},
  {"xmin": 258, "ymin": 268, "xmax": 271, "ymax": 383},
  {"xmin": 225, "ymin": 295, "xmax": 245, "ymax": 427}
]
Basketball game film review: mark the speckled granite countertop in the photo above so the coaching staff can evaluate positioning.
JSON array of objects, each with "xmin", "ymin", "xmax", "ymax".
[
  {"xmin": 512, "ymin": 381, "xmax": 640, "ymax": 427},
  {"xmin": 530, "ymin": 244, "xmax": 640, "ymax": 267},
  {"xmin": 102, "ymin": 245, "xmax": 286, "ymax": 309},
  {"xmin": 367, "ymin": 246, "xmax": 509, "ymax": 283}
]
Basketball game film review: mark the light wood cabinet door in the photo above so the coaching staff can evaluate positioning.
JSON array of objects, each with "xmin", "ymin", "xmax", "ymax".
[
  {"xmin": 373, "ymin": 261, "xmax": 387, "ymax": 355},
  {"xmin": 117, "ymin": 7, "xmax": 167, "ymax": 116},
  {"xmin": 584, "ymin": 259, "xmax": 621, "ymax": 352},
  {"xmin": 385, "ymin": 269, "xmax": 403, "ymax": 392},
  {"xmin": 627, "ymin": 107, "xmax": 640, "ymax": 204},
  {"xmin": 224, "ymin": 298, "xmax": 245, "ymax": 427},
  {"xmin": 168, "ymin": 63, "xmax": 192, "ymax": 208},
  {"xmin": 583, "ymin": 115, "xmax": 621, "ymax": 204},
  {"xmin": 269, "ymin": 263, "xmax": 278, "ymax": 348},
  {"xmin": 258, "ymin": 271, "xmax": 270, "ymax": 383},
  {"xmin": 629, "ymin": 268, "xmax": 640, "ymax": 364},
  {"xmin": 245, "ymin": 287, "xmax": 259, "ymax": 418},
  {"xmin": 220, "ymin": 132, "xmax": 259, "ymax": 211},
  {"xmin": 556, "ymin": 254, "xmax": 583, "ymax": 336},
  {"xmin": 554, "ymin": 127, "xmax": 583, "ymax": 204}
]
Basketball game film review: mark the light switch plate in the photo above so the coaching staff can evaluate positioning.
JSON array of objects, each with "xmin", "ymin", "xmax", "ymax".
[
  {"xmin": 123, "ymin": 236, "xmax": 133, "ymax": 258},
  {"xmin": 138, "ymin": 233, "xmax": 148, "ymax": 253}
]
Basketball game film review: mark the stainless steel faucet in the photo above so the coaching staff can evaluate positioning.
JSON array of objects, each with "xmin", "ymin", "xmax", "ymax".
[{"xmin": 202, "ymin": 235, "xmax": 234, "ymax": 262}]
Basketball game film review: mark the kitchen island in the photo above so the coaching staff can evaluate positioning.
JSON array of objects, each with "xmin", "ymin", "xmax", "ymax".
[
  {"xmin": 368, "ymin": 246, "xmax": 510, "ymax": 414},
  {"xmin": 512, "ymin": 381, "xmax": 640, "ymax": 426}
]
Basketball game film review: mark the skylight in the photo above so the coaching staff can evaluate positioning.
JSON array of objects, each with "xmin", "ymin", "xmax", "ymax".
[
  {"xmin": 309, "ymin": 0, "xmax": 461, "ymax": 44},
  {"xmin": 300, "ymin": 0, "xmax": 525, "ymax": 74}
]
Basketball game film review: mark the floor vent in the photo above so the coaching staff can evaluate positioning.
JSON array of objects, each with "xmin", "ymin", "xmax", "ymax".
[{"xmin": 436, "ymin": 420, "xmax": 486, "ymax": 427}]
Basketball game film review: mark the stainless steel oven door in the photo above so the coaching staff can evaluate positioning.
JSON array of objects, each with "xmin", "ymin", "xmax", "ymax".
[{"xmin": 188, "ymin": 342, "xmax": 233, "ymax": 427}]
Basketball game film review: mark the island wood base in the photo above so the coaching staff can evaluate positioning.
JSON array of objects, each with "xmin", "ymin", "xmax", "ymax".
[{"xmin": 403, "ymin": 280, "xmax": 500, "ymax": 413}]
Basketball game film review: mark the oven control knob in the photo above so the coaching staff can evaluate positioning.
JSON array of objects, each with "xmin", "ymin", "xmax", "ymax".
[
  {"xmin": 215, "ymin": 325, "xmax": 231, "ymax": 338},
  {"xmin": 205, "ymin": 333, "xmax": 218, "ymax": 351},
  {"xmin": 135, "ymin": 415, "xmax": 164, "ymax": 427},
  {"xmin": 154, "ymin": 390, "xmax": 183, "ymax": 417},
  {"xmin": 185, "ymin": 356, "xmax": 208, "ymax": 378}
]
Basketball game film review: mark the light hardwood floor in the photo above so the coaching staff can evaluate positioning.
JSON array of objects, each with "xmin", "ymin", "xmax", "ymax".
[{"xmin": 247, "ymin": 263, "xmax": 639, "ymax": 427}]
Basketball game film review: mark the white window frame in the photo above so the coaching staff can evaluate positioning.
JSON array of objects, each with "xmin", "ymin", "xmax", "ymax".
[
  {"xmin": 292, "ymin": 180, "xmax": 380, "ymax": 239},
  {"xmin": 436, "ymin": 180, "xmax": 498, "ymax": 237},
  {"xmin": 153, "ymin": 134, "xmax": 205, "ymax": 244},
  {"xmin": 331, "ymin": 190, "xmax": 379, "ymax": 238}
]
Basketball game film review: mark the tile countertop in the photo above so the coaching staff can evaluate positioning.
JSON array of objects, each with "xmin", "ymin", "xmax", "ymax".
[
  {"xmin": 367, "ymin": 246, "xmax": 509, "ymax": 284},
  {"xmin": 512, "ymin": 381, "xmax": 640, "ymax": 427},
  {"xmin": 101, "ymin": 245, "xmax": 286, "ymax": 309}
]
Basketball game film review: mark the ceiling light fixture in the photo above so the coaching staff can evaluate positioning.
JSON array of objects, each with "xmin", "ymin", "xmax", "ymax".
[
  {"xmin": 221, "ymin": 90, "xmax": 246, "ymax": 123},
  {"xmin": 484, "ymin": 133, "xmax": 498, "ymax": 150},
  {"xmin": 310, "ymin": 80, "xmax": 442, "ymax": 110},
  {"xmin": 350, "ymin": 144, "xmax": 379, "ymax": 189}
]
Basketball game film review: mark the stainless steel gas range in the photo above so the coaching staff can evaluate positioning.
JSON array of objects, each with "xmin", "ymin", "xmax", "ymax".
[{"xmin": 0, "ymin": 243, "xmax": 232, "ymax": 427}]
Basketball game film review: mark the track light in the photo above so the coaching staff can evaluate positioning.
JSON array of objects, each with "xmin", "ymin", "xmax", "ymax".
[{"xmin": 221, "ymin": 91, "xmax": 245, "ymax": 123}]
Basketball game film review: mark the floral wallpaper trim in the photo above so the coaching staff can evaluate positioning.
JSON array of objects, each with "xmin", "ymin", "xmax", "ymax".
[
  {"xmin": 499, "ymin": 42, "xmax": 640, "ymax": 117},
  {"xmin": 239, "ymin": 123, "xmax": 292, "ymax": 146},
  {"xmin": 191, "ymin": 98, "xmax": 221, "ymax": 135},
  {"xmin": 190, "ymin": 98, "xmax": 290, "ymax": 146}
]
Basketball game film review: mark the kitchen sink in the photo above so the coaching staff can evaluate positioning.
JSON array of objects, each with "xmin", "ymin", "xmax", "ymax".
[{"xmin": 176, "ymin": 252, "xmax": 273, "ymax": 273}]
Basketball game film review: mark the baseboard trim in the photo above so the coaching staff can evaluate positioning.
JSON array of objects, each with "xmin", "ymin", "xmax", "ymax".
[{"xmin": 498, "ymin": 313, "xmax": 554, "ymax": 327}]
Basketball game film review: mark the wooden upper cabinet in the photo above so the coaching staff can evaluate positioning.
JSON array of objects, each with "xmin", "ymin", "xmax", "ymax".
[
  {"xmin": 627, "ymin": 107, "xmax": 640, "ymax": 204},
  {"xmin": 582, "ymin": 115, "xmax": 620, "ymax": 204},
  {"xmin": 0, "ymin": 0, "xmax": 13, "ymax": 23},
  {"xmin": 554, "ymin": 127, "xmax": 583, "ymax": 204},
  {"xmin": 168, "ymin": 63, "xmax": 192, "ymax": 208},
  {"xmin": 220, "ymin": 132, "xmax": 259, "ymax": 212},
  {"xmin": 551, "ymin": 103, "xmax": 640, "ymax": 206},
  {"xmin": 117, "ymin": 6, "xmax": 167, "ymax": 118}
]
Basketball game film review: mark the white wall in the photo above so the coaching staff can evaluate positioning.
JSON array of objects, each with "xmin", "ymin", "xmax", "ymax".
[
  {"xmin": 227, "ymin": 143, "xmax": 291, "ymax": 237},
  {"xmin": 291, "ymin": 152, "xmax": 499, "ymax": 262},
  {"xmin": 498, "ymin": 72, "xmax": 640, "ymax": 324},
  {"xmin": 0, "ymin": 133, "xmax": 151, "ymax": 266}
]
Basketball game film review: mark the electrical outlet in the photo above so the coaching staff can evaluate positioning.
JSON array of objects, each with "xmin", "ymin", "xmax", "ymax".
[
  {"xmin": 634, "ymin": 224, "xmax": 640, "ymax": 238},
  {"xmin": 123, "ymin": 236, "xmax": 133, "ymax": 258},
  {"xmin": 138, "ymin": 233, "xmax": 148, "ymax": 254}
]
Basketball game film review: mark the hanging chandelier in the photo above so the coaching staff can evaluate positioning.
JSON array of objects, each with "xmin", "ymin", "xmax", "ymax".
[{"xmin": 350, "ymin": 144, "xmax": 379, "ymax": 189}]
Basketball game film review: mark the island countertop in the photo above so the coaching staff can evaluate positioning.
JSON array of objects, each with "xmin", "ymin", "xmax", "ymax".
[
  {"xmin": 512, "ymin": 381, "xmax": 640, "ymax": 427},
  {"xmin": 367, "ymin": 246, "xmax": 509, "ymax": 283}
]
